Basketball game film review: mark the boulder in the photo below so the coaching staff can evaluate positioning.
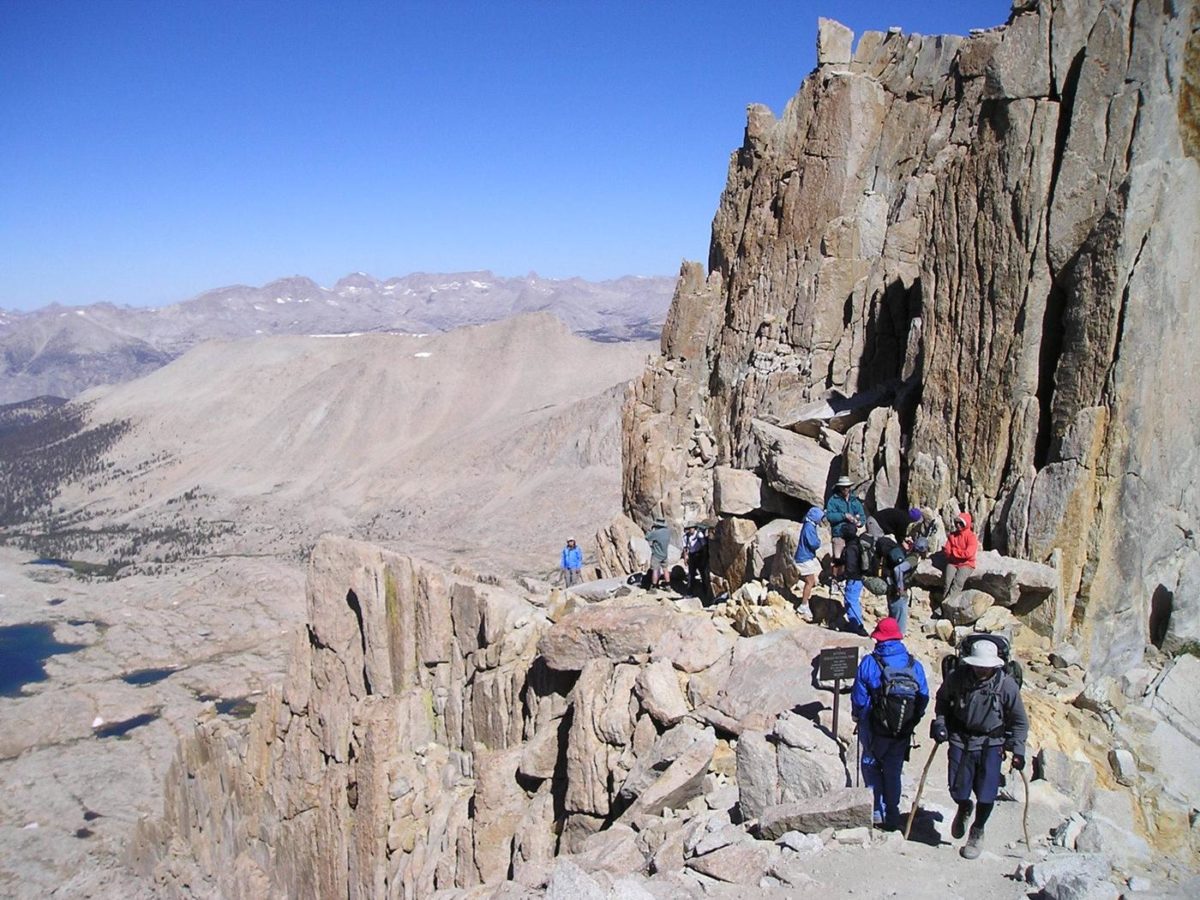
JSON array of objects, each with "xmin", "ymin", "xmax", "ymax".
[
  {"xmin": 1026, "ymin": 854, "xmax": 1113, "ymax": 890},
  {"xmin": 686, "ymin": 840, "xmax": 776, "ymax": 884},
  {"xmin": 753, "ymin": 419, "xmax": 837, "ymax": 507},
  {"xmin": 594, "ymin": 514, "xmax": 651, "ymax": 578},
  {"xmin": 545, "ymin": 859, "xmax": 606, "ymax": 900},
  {"xmin": 734, "ymin": 731, "xmax": 778, "ymax": 820},
  {"xmin": 650, "ymin": 616, "xmax": 735, "ymax": 674},
  {"xmin": 940, "ymin": 589, "xmax": 995, "ymax": 626},
  {"xmin": 914, "ymin": 551, "xmax": 1059, "ymax": 609},
  {"xmin": 713, "ymin": 466, "xmax": 765, "ymax": 516},
  {"xmin": 709, "ymin": 516, "xmax": 758, "ymax": 594},
  {"xmin": 618, "ymin": 723, "xmax": 716, "ymax": 818},
  {"xmin": 758, "ymin": 787, "xmax": 874, "ymax": 839},
  {"xmin": 635, "ymin": 660, "xmax": 689, "ymax": 727},
  {"xmin": 539, "ymin": 604, "xmax": 681, "ymax": 671},
  {"xmin": 751, "ymin": 517, "xmax": 803, "ymax": 579},
  {"xmin": 709, "ymin": 627, "xmax": 865, "ymax": 730},
  {"xmin": 816, "ymin": 17, "xmax": 854, "ymax": 67},
  {"xmin": 567, "ymin": 576, "xmax": 631, "ymax": 602}
]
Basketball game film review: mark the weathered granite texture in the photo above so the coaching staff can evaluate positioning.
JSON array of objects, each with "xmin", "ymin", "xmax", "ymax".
[{"xmin": 623, "ymin": 1, "xmax": 1200, "ymax": 672}]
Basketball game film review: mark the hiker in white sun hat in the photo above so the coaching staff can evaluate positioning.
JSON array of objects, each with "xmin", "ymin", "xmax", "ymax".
[{"xmin": 931, "ymin": 635, "xmax": 1029, "ymax": 859}]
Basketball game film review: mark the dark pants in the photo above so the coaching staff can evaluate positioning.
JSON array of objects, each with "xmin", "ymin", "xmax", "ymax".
[
  {"xmin": 687, "ymin": 558, "xmax": 710, "ymax": 600},
  {"xmin": 947, "ymin": 742, "xmax": 1003, "ymax": 804},
  {"xmin": 860, "ymin": 727, "xmax": 908, "ymax": 825}
]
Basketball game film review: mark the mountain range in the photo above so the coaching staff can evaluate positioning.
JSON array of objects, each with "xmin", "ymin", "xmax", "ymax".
[{"xmin": 0, "ymin": 271, "xmax": 675, "ymax": 404}]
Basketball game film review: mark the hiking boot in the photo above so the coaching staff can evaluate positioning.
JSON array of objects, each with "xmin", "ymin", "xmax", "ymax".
[
  {"xmin": 959, "ymin": 825, "xmax": 984, "ymax": 859},
  {"xmin": 950, "ymin": 800, "xmax": 973, "ymax": 840}
]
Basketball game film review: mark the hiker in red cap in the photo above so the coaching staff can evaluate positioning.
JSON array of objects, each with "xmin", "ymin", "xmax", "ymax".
[{"xmin": 850, "ymin": 617, "xmax": 929, "ymax": 830}]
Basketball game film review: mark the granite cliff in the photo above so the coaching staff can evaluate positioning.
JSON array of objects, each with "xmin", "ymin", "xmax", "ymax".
[{"xmin": 623, "ymin": 0, "xmax": 1200, "ymax": 674}]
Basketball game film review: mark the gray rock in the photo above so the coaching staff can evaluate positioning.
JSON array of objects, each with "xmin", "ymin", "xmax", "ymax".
[
  {"xmin": 941, "ymin": 589, "xmax": 995, "ymax": 626},
  {"xmin": 713, "ymin": 466, "xmax": 766, "ymax": 517},
  {"xmin": 568, "ymin": 576, "xmax": 632, "ymax": 602},
  {"xmin": 539, "ymin": 604, "xmax": 681, "ymax": 671},
  {"xmin": 734, "ymin": 730, "xmax": 778, "ymax": 821},
  {"xmin": 546, "ymin": 859, "xmax": 606, "ymax": 900},
  {"xmin": 619, "ymin": 726, "xmax": 717, "ymax": 820},
  {"xmin": 685, "ymin": 840, "xmax": 776, "ymax": 884},
  {"xmin": 1107, "ymin": 748, "xmax": 1136, "ymax": 786},
  {"xmin": 1026, "ymin": 854, "xmax": 1113, "ymax": 890},
  {"xmin": 635, "ymin": 660, "xmax": 689, "ymax": 727},
  {"xmin": 1152, "ymin": 654, "xmax": 1200, "ymax": 744},
  {"xmin": 816, "ymin": 17, "xmax": 854, "ymax": 67},
  {"xmin": 757, "ymin": 787, "xmax": 874, "ymax": 839},
  {"xmin": 776, "ymin": 831, "xmax": 823, "ymax": 854}
]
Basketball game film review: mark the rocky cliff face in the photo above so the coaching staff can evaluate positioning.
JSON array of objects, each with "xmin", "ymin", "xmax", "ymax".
[{"xmin": 624, "ymin": 1, "xmax": 1200, "ymax": 673}]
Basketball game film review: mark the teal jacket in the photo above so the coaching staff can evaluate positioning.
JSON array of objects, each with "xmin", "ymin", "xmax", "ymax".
[{"xmin": 825, "ymin": 493, "xmax": 865, "ymax": 532}]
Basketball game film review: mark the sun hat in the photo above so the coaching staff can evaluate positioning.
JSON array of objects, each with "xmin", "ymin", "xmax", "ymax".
[
  {"xmin": 961, "ymin": 640, "xmax": 1004, "ymax": 668},
  {"xmin": 835, "ymin": 475, "xmax": 854, "ymax": 488},
  {"xmin": 870, "ymin": 617, "xmax": 903, "ymax": 642}
]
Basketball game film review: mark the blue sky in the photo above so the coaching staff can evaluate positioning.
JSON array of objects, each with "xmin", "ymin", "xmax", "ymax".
[{"xmin": 0, "ymin": 1, "xmax": 1010, "ymax": 311}]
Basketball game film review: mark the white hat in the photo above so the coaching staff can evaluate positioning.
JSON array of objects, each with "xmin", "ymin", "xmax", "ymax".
[
  {"xmin": 961, "ymin": 640, "xmax": 1004, "ymax": 668},
  {"xmin": 835, "ymin": 475, "xmax": 854, "ymax": 488}
]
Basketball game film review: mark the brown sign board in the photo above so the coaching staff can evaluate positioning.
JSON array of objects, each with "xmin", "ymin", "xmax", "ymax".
[{"xmin": 818, "ymin": 645, "xmax": 859, "ymax": 682}]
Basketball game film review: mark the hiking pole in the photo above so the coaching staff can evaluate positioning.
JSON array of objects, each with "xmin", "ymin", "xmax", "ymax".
[
  {"xmin": 1018, "ymin": 763, "xmax": 1032, "ymax": 851},
  {"xmin": 904, "ymin": 742, "xmax": 940, "ymax": 840}
]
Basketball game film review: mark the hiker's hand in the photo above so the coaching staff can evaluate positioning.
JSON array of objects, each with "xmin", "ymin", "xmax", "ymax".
[
  {"xmin": 1011, "ymin": 755, "xmax": 1025, "ymax": 772},
  {"xmin": 930, "ymin": 720, "xmax": 948, "ymax": 744}
]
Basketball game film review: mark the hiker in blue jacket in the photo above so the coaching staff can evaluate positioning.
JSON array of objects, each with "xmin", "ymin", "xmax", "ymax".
[
  {"xmin": 560, "ymin": 538, "xmax": 583, "ymax": 587},
  {"xmin": 792, "ymin": 506, "xmax": 825, "ymax": 618},
  {"xmin": 851, "ymin": 617, "xmax": 930, "ymax": 830}
]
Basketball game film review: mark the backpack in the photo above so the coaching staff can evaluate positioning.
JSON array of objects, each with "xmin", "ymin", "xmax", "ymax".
[
  {"xmin": 941, "ymin": 633, "xmax": 1024, "ymax": 688},
  {"xmin": 857, "ymin": 534, "xmax": 877, "ymax": 575},
  {"xmin": 868, "ymin": 652, "xmax": 922, "ymax": 737}
]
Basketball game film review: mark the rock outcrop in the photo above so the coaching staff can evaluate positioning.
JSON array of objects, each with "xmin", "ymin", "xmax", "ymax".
[{"xmin": 622, "ymin": 1, "xmax": 1200, "ymax": 673}]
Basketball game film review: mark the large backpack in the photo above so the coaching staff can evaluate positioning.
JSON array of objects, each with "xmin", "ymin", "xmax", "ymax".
[
  {"xmin": 869, "ymin": 652, "xmax": 922, "ymax": 737},
  {"xmin": 941, "ymin": 633, "xmax": 1024, "ymax": 688}
]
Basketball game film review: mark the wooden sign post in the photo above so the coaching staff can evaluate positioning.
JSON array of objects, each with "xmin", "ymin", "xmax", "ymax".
[{"xmin": 818, "ymin": 645, "xmax": 860, "ymax": 743}]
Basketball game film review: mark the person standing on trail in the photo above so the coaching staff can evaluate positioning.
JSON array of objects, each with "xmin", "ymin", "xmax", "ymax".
[
  {"xmin": 851, "ymin": 617, "xmax": 930, "ymax": 831},
  {"xmin": 874, "ymin": 534, "xmax": 913, "ymax": 635},
  {"xmin": 942, "ymin": 512, "xmax": 979, "ymax": 601},
  {"xmin": 930, "ymin": 640, "xmax": 1029, "ymax": 859},
  {"xmin": 560, "ymin": 538, "xmax": 583, "ymax": 587},
  {"xmin": 825, "ymin": 475, "xmax": 865, "ymax": 560},
  {"xmin": 792, "ymin": 506, "xmax": 825, "ymax": 619},
  {"xmin": 833, "ymin": 522, "xmax": 867, "ymax": 635},
  {"xmin": 682, "ymin": 524, "xmax": 710, "ymax": 600},
  {"xmin": 645, "ymin": 517, "xmax": 671, "ymax": 590}
]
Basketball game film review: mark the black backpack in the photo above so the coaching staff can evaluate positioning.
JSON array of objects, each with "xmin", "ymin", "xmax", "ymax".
[
  {"xmin": 869, "ymin": 652, "xmax": 922, "ymax": 737},
  {"xmin": 941, "ymin": 633, "xmax": 1024, "ymax": 688}
]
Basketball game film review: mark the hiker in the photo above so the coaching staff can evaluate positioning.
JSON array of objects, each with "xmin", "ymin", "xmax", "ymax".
[
  {"xmin": 866, "ymin": 506, "xmax": 922, "ymax": 542},
  {"xmin": 832, "ymin": 522, "xmax": 867, "ymax": 635},
  {"xmin": 942, "ymin": 511, "xmax": 978, "ymax": 602},
  {"xmin": 851, "ymin": 617, "xmax": 930, "ymax": 830},
  {"xmin": 560, "ymin": 538, "xmax": 583, "ymax": 587},
  {"xmin": 931, "ymin": 639, "xmax": 1028, "ymax": 859},
  {"xmin": 792, "ymin": 507, "xmax": 824, "ymax": 618},
  {"xmin": 912, "ymin": 506, "xmax": 947, "ymax": 555},
  {"xmin": 825, "ymin": 475, "xmax": 865, "ymax": 559},
  {"xmin": 683, "ymin": 524, "xmax": 710, "ymax": 600},
  {"xmin": 874, "ymin": 534, "xmax": 914, "ymax": 635},
  {"xmin": 645, "ymin": 516, "xmax": 671, "ymax": 590}
]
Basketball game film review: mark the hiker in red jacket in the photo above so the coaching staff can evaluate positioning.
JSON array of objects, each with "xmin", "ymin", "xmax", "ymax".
[{"xmin": 942, "ymin": 512, "xmax": 978, "ymax": 601}]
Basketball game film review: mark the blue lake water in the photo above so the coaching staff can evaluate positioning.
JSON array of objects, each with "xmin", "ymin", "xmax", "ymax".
[{"xmin": 0, "ymin": 622, "xmax": 84, "ymax": 697}]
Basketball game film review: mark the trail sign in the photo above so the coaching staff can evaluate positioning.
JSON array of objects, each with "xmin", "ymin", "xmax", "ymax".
[{"xmin": 818, "ymin": 645, "xmax": 859, "ymax": 682}]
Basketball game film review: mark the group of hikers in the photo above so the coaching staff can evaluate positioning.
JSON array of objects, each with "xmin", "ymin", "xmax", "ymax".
[
  {"xmin": 852, "ymin": 616, "xmax": 1028, "ymax": 857},
  {"xmin": 796, "ymin": 475, "xmax": 979, "ymax": 637}
]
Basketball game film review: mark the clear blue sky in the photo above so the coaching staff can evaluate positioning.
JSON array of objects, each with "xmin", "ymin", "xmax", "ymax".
[{"xmin": 0, "ymin": 1, "xmax": 1009, "ymax": 311}]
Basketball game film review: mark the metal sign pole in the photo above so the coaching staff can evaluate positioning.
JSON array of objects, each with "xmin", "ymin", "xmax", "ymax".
[{"xmin": 832, "ymin": 677, "xmax": 841, "ymax": 741}]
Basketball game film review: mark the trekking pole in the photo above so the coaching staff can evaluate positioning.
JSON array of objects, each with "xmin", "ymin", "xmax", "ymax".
[
  {"xmin": 904, "ymin": 742, "xmax": 940, "ymax": 840},
  {"xmin": 1018, "ymin": 763, "xmax": 1032, "ymax": 851}
]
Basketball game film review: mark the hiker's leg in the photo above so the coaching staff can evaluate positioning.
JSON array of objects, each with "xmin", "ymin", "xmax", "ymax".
[
  {"xmin": 946, "ymin": 743, "xmax": 975, "ymax": 804},
  {"xmin": 972, "ymin": 801, "xmax": 994, "ymax": 829},
  {"xmin": 879, "ymin": 737, "xmax": 906, "ymax": 825},
  {"xmin": 802, "ymin": 573, "xmax": 817, "ymax": 603},
  {"xmin": 844, "ymin": 579, "xmax": 863, "ymax": 627},
  {"xmin": 888, "ymin": 592, "xmax": 909, "ymax": 635},
  {"xmin": 893, "ymin": 559, "xmax": 912, "ymax": 594},
  {"xmin": 973, "ymin": 744, "xmax": 1004, "ymax": 805},
  {"xmin": 952, "ymin": 565, "xmax": 973, "ymax": 596},
  {"xmin": 860, "ymin": 741, "xmax": 885, "ymax": 824},
  {"xmin": 831, "ymin": 536, "xmax": 845, "ymax": 560}
]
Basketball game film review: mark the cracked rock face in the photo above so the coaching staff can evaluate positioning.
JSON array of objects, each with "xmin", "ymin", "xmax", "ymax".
[{"xmin": 622, "ymin": 0, "xmax": 1200, "ymax": 674}]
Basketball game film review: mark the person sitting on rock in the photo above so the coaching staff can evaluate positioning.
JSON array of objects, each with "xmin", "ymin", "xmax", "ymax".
[
  {"xmin": 832, "ymin": 522, "xmax": 867, "ymax": 635},
  {"xmin": 866, "ymin": 505, "xmax": 922, "ymax": 542},
  {"xmin": 930, "ymin": 639, "xmax": 1028, "ymax": 859},
  {"xmin": 942, "ymin": 512, "xmax": 978, "ymax": 602},
  {"xmin": 825, "ymin": 475, "xmax": 865, "ymax": 560},
  {"xmin": 792, "ymin": 506, "xmax": 825, "ymax": 620},
  {"xmin": 912, "ymin": 506, "xmax": 947, "ymax": 555},
  {"xmin": 682, "ymin": 524, "xmax": 710, "ymax": 600},
  {"xmin": 560, "ymin": 538, "xmax": 583, "ymax": 587},
  {"xmin": 645, "ymin": 517, "xmax": 671, "ymax": 590},
  {"xmin": 851, "ymin": 617, "xmax": 930, "ymax": 831}
]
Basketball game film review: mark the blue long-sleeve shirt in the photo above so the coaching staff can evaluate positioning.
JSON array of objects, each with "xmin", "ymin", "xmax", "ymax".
[
  {"xmin": 851, "ymin": 639, "xmax": 930, "ymax": 731},
  {"xmin": 561, "ymin": 546, "xmax": 583, "ymax": 570}
]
